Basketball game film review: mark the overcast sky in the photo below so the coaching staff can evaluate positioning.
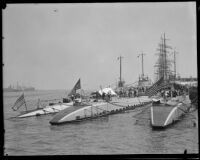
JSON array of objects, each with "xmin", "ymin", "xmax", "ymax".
[{"xmin": 3, "ymin": 2, "xmax": 197, "ymax": 90}]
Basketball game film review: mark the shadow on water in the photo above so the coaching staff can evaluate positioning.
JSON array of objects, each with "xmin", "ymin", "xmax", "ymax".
[{"xmin": 147, "ymin": 130, "xmax": 169, "ymax": 153}]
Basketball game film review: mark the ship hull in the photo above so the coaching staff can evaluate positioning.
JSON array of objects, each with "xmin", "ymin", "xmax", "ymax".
[
  {"xmin": 150, "ymin": 96, "xmax": 191, "ymax": 129},
  {"xmin": 50, "ymin": 96, "xmax": 152, "ymax": 125},
  {"xmin": 49, "ymin": 102, "xmax": 109, "ymax": 125},
  {"xmin": 17, "ymin": 102, "xmax": 73, "ymax": 118}
]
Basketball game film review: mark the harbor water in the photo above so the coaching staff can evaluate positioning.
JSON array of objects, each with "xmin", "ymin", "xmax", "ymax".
[{"xmin": 4, "ymin": 90, "xmax": 198, "ymax": 155}]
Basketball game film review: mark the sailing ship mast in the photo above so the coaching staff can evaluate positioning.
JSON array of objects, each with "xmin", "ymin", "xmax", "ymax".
[
  {"xmin": 173, "ymin": 48, "xmax": 178, "ymax": 81},
  {"xmin": 137, "ymin": 52, "xmax": 151, "ymax": 89},
  {"xmin": 154, "ymin": 33, "xmax": 173, "ymax": 82},
  {"xmin": 138, "ymin": 52, "xmax": 146, "ymax": 80},
  {"xmin": 117, "ymin": 56, "xmax": 125, "ymax": 88}
]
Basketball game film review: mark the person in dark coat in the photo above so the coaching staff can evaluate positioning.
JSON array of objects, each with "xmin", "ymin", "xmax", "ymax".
[
  {"xmin": 102, "ymin": 92, "xmax": 106, "ymax": 100},
  {"xmin": 71, "ymin": 95, "xmax": 75, "ymax": 101}
]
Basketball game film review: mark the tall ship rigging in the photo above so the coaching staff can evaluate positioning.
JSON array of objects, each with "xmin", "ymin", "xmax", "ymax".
[{"xmin": 154, "ymin": 34, "xmax": 173, "ymax": 81}]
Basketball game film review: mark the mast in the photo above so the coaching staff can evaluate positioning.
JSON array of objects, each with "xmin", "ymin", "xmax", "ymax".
[
  {"xmin": 117, "ymin": 56, "xmax": 124, "ymax": 87},
  {"xmin": 154, "ymin": 33, "xmax": 172, "ymax": 82},
  {"xmin": 173, "ymin": 49, "xmax": 178, "ymax": 80},
  {"xmin": 163, "ymin": 33, "xmax": 167, "ymax": 80},
  {"xmin": 138, "ymin": 52, "xmax": 146, "ymax": 79},
  {"xmin": 24, "ymin": 93, "xmax": 28, "ymax": 112}
]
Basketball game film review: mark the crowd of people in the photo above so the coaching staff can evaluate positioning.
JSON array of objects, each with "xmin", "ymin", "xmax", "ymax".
[
  {"xmin": 89, "ymin": 86, "xmax": 149, "ymax": 101},
  {"xmin": 65, "ymin": 93, "xmax": 82, "ymax": 105},
  {"xmin": 159, "ymin": 87, "xmax": 187, "ymax": 98},
  {"xmin": 67, "ymin": 85, "xmax": 190, "ymax": 106},
  {"xmin": 117, "ymin": 86, "xmax": 148, "ymax": 98}
]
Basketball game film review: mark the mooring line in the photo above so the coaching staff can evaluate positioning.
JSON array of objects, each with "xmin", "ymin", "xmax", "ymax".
[{"xmin": 176, "ymin": 105, "xmax": 197, "ymax": 119}]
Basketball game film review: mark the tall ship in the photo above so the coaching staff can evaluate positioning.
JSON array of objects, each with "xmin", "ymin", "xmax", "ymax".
[
  {"xmin": 146, "ymin": 33, "xmax": 193, "ymax": 129},
  {"xmin": 4, "ymin": 83, "xmax": 35, "ymax": 92}
]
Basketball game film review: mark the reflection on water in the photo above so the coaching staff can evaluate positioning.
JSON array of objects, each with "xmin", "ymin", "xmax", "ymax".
[
  {"xmin": 148, "ymin": 130, "xmax": 167, "ymax": 153},
  {"xmin": 49, "ymin": 116, "xmax": 109, "ymax": 131}
]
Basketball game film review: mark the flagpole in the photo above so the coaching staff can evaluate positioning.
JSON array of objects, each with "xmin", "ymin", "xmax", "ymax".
[
  {"xmin": 37, "ymin": 98, "xmax": 40, "ymax": 109},
  {"xmin": 23, "ymin": 93, "xmax": 28, "ymax": 112},
  {"xmin": 24, "ymin": 101, "xmax": 28, "ymax": 112}
]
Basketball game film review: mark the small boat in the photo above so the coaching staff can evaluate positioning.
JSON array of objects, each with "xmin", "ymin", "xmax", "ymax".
[
  {"xmin": 12, "ymin": 79, "xmax": 81, "ymax": 118},
  {"xmin": 150, "ymin": 95, "xmax": 191, "ymax": 129}
]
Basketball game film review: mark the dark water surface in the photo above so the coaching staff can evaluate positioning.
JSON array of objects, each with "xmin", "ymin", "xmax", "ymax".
[{"xmin": 4, "ymin": 90, "xmax": 198, "ymax": 155}]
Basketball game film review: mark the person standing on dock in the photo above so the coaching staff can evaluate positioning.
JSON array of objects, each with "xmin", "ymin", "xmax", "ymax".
[
  {"xmin": 134, "ymin": 89, "xmax": 136, "ymax": 97},
  {"xmin": 136, "ymin": 88, "xmax": 139, "ymax": 97},
  {"xmin": 108, "ymin": 91, "xmax": 111, "ymax": 101},
  {"xmin": 102, "ymin": 92, "xmax": 106, "ymax": 100},
  {"xmin": 71, "ymin": 94, "xmax": 75, "ymax": 101},
  {"xmin": 128, "ymin": 88, "xmax": 131, "ymax": 97}
]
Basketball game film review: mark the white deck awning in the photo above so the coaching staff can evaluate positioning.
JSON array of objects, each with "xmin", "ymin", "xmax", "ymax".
[{"xmin": 98, "ymin": 87, "xmax": 117, "ymax": 96}]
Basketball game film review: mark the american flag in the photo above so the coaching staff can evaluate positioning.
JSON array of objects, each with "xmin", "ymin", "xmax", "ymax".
[
  {"xmin": 12, "ymin": 93, "xmax": 26, "ymax": 111},
  {"xmin": 68, "ymin": 78, "xmax": 81, "ymax": 96},
  {"xmin": 145, "ymin": 77, "xmax": 170, "ymax": 97}
]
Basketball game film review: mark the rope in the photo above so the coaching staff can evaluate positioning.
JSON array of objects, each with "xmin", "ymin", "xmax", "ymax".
[
  {"xmin": 176, "ymin": 104, "xmax": 197, "ymax": 119},
  {"xmin": 176, "ymin": 106, "xmax": 188, "ymax": 114},
  {"xmin": 191, "ymin": 96, "xmax": 198, "ymax": 104}
]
